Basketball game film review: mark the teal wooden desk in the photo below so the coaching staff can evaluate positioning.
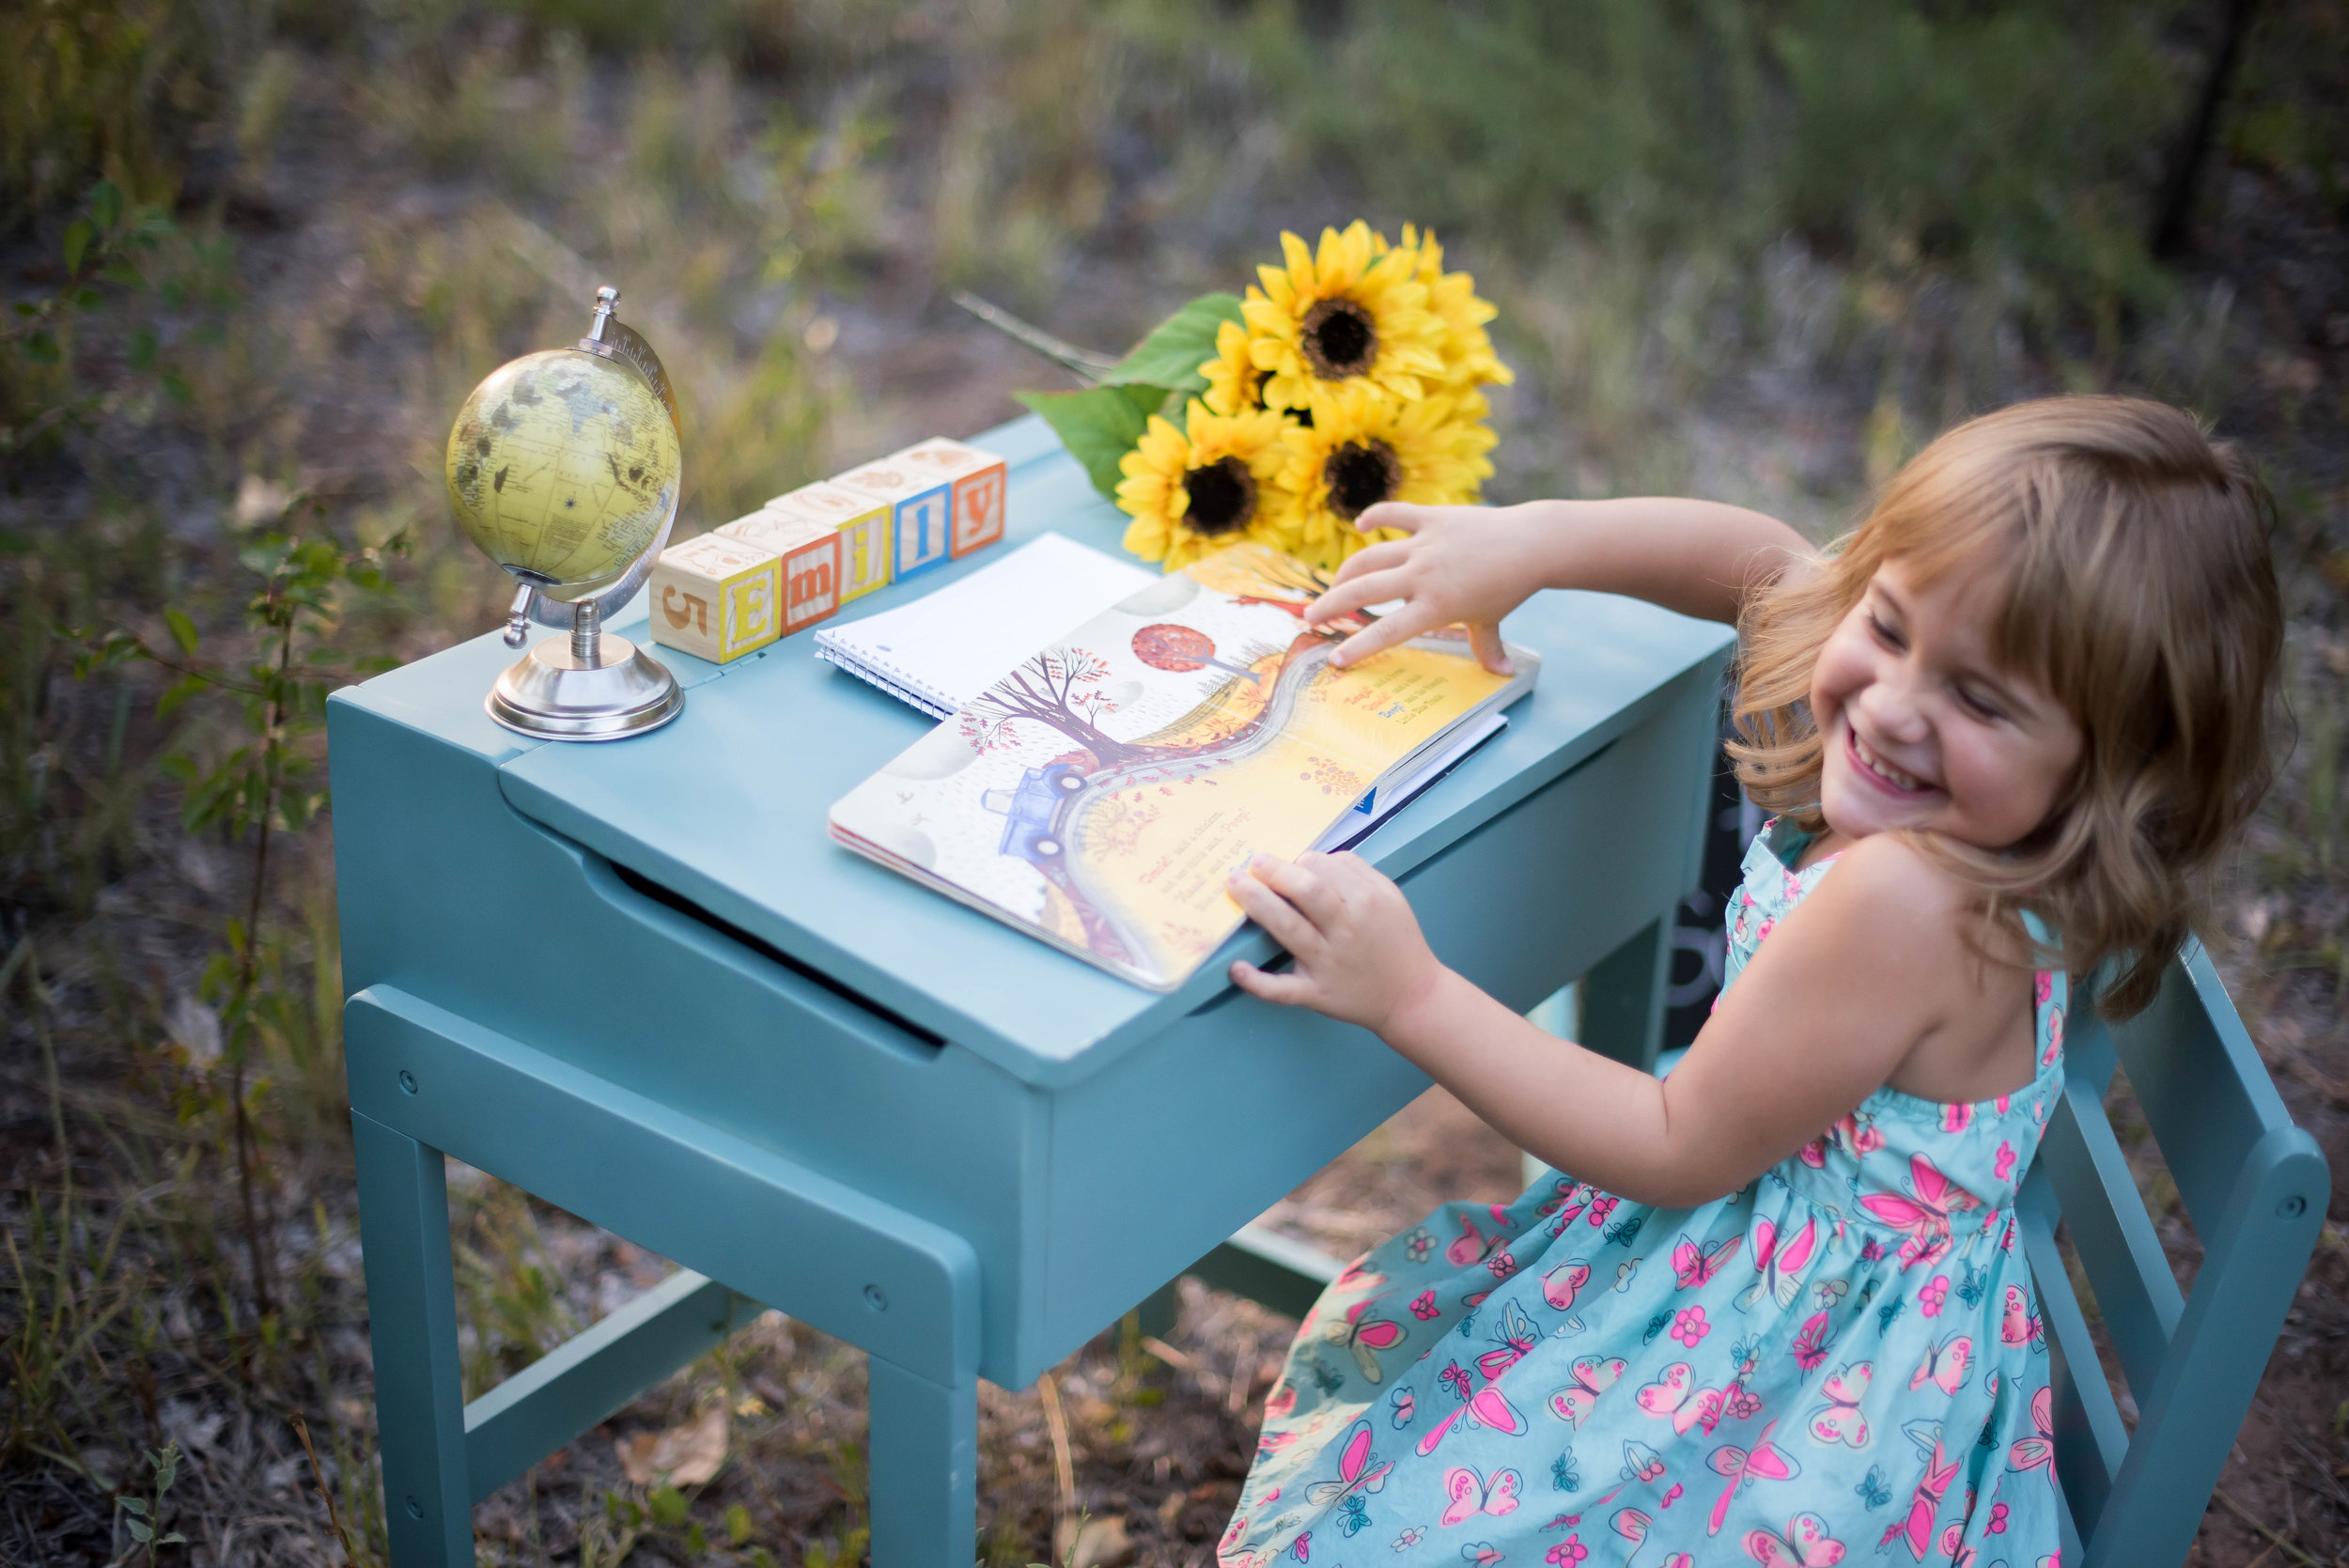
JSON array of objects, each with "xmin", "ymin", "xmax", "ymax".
[{"xmin": 330, "ymin": 416, "xmax": 1736, "ymax": 1565}]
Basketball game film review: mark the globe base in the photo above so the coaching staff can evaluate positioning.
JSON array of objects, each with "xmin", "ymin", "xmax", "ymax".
[{"xmin": 486, "ymin": 631, "xmax": 684, "ymax": 741}]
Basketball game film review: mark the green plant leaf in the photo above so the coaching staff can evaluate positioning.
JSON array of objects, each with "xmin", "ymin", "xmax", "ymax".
[
  {"xmin": 121, "ymin": 1497, "xmax": 147, "ymax": 1515},
  {"xmin": 63, "ymin": 219, "xmax": 95, "ymax": 277},
  {"xmin": 1104, "ymin": 292, "xmax": 1244, "ymax": 396},
  {"xmin": 726, "ymin": 1503, "xmax": 754, "ymax": 1545},
  {"xmin": 164, "ymin": 609, "xmax": 199, "ymax": 655},
  {"xmin": 127, "ymin": 1519, "xmax": 152, "ymax": 1542},
  {"xmin": 24, "ymin": 331, "xmax": 59, "ymax": 365},
  {"xmin": 129, "ymin": 328, "xmax": 158, "ymax": 370},
  {"xmin": 1012, "ymin": 383, "xmax": 1170, "ymax": 502},
  {"xmin": 90, "ymin": 179, "xmax": 124, "ymax": 231},
  {"xmin": 648, "ymin": 1484, "xmax": 689, "ymax": 1527}
]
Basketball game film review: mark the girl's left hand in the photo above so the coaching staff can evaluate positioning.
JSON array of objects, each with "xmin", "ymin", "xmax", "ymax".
[{"xmin": 1225, "ymin": 851, "xmax": 1445, "ymax": 1033}]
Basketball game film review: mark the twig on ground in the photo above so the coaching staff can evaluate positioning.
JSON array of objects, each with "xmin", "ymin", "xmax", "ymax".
[
  {"xmin": 288, "ymin": 1415, "xmax": 355, "ymax": 1567},
  {"xmin": 1037, "ymin": 1369, "xmax": 1077, "ymax": 1538}
]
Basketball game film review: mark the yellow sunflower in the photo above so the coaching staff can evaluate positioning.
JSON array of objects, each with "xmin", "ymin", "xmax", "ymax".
[
  {"xmin": 1383, "ymin": 225, "xmax": 1514, "ymax": 392},
  {"xmin": 1198, "ymin": 318, "xmax": 1267, "ymax": 416},
  {"xmin": 1241, "ymin": 222, "xmax": 1447, "ymax": 415},
  {"xmin": 1275, "ymin": 380, "xmax": 1496, "ymax": 567},
  {"xmin": 1115, "ymin": 399, "xmax": 1298, "ymax": 571}
]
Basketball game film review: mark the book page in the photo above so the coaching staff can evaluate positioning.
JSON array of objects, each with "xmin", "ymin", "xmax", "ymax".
[{"xmin": 830, "ymin": 543, "xmax": 1532, "ymax": 989}]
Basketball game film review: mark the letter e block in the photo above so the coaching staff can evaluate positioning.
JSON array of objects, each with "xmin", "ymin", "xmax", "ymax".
[
  {"xmin": 894, "ymin": 437, "xmax": 1008, "ymax": 557},
  {"xmin": 648, "ymin": 533, "xmax": 782, "ymax": 664},
  {"xmin": 833, "ymin": 459, "xmax": 953, "ymax": 582},
  {"xmin": 716, "ymin": 509, "xmax": 844, "ymax": 635},
  {"xmin": 765, "ymin": 481, "xmax": 892, "ymax": 603}
]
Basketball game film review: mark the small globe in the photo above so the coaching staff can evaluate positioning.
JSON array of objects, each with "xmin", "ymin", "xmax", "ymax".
[{"xmin": 444, "ymin": 347, "xmax": 680, "ymax": 598}]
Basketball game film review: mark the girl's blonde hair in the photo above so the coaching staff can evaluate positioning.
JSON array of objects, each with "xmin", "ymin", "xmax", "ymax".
[{"xmin": 1730, "ymin": 396, "xmax": 2282, "ymax": 1018}]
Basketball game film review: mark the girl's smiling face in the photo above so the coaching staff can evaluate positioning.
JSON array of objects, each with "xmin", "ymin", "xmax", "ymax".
[{"xmin": 1810, "ymin": 556, "xmax": 2083, "ymax": 851}]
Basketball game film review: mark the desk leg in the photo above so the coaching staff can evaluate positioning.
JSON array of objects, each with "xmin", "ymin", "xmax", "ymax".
[
  {"xmin": 351, "ymin": 1111, "xmax": 474, "ymax": 1568},
  {"xmin": 867, "ymin": 1353, "xmax": 978, "ymax": 1566},
  {"xmin": 1580, "ymin": 914, "xmax": 1674, "ymax": 1074}
]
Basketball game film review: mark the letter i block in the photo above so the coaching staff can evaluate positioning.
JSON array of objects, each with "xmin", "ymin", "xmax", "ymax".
[
  {"xmin": 647, "ymin": 533, "xmax": 783, "ymax": 664},
  {"xmin": 832, "ymin": 459, "xmax": 952, "ymax": 582},
  {"xmin": 715, "ymin": 509, "xmax": 844, "ymax": 635},
  {"xmin": 893, "ymin": 437, "xmax": 1008, "ymax": 557},
  {"xmin": 766, "ymin": 480, "xmax": 892, "ymax": 603}
]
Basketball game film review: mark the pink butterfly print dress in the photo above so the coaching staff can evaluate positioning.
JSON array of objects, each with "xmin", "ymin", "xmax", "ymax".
[{"xmin": 1220, "ymin": 820, "xmax": 2068, "ymax": 1567}]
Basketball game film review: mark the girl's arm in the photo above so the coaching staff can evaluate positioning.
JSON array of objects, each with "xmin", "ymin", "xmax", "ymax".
[
  {"xmin": 1308, "ymin": 497, "xmax": 1812, "ymax": 673},
  {"xmin": 1226, "ymin": 834, "xmax": 1971, "ymax": 1207}
]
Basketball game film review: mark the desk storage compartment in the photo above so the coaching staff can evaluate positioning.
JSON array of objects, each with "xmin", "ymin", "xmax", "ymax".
[{"xmin": 333, "ymin": 711, "xmax": 1055, "ymax": 1379}]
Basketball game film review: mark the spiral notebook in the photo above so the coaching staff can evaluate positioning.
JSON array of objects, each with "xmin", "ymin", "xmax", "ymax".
[{"xmin": 813, "ymin": 533, "xmax": 1155, "ymax": 720}]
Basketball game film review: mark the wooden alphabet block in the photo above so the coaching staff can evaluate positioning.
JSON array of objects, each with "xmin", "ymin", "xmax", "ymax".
[
  {"xmin": 717, "ymin": 506, "xmax": 843, "ymax": 635},
  {"xmin": 892, "ymin": 437, "xmax": 1008, "ymax": 558},
  {"xmin": 647, "ymin": 533, "xmax": 783, "ymax": 663},
  {"xmin": 832, "ymin": 458, "xmax": 953, "ymax": 582},
  {"xmin": 765, "ymin": 481, "xmax": 892, "ymax": 604}
]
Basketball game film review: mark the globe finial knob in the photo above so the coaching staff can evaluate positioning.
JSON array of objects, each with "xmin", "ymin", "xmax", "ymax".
[{"xmin": 589, "ymin": 286, "xmax": 620, "ymax": 344}]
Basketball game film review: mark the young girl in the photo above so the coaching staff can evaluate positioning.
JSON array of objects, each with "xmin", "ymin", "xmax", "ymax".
[{"xmin": 1215, "ymin": 397, "xmax": 2281, "ymax": 1566}]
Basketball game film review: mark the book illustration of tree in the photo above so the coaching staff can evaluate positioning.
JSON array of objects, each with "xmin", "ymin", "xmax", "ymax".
[
  {"xmin": 958, "ymin": 645, "xmax": 1150, "ymax": 770},
  {"xmin": 1131, "ymin": 624, "xmax": 1275, "ymax": 686}
]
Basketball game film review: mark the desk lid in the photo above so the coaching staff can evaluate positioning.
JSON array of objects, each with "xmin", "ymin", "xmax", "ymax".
[{"xmin": 339, "ymin": 416, "xmax": 1735, "ymax": 1088}]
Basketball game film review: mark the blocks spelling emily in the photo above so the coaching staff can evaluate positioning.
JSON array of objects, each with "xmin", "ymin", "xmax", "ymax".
[
  {"xmin": 715, "ymin": 508, "xmax": 844, "ymax": 635},
  {"xmin": 893, "ymin": 437, "xmax": 1007, "ymax": 558},
  {"xmin": 648, "ymin": 533, "xmax": 782, "ymax": 663},
  {"xmin": 766, "ymin": 481, "xmax": 892, "ymax": 604},
  {"xmin": 832, "ymin": 458, "xmax": 953, "ymax": 582}
]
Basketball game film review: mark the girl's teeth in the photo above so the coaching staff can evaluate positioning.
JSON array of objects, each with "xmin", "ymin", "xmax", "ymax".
[{"xmin": 1855, "ymin": 733, "xmax": 1920, "ymax": 790}]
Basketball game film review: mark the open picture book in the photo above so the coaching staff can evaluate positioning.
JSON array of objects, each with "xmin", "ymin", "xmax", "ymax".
[{"xmin": 828, "ymin": 541, "xmax": 1538, "ymax": 990}]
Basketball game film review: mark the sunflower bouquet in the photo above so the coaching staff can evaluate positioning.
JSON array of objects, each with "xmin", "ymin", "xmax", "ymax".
[{"xmin": 984, "ymin": 222, "xmax": 1511, "ymax": 573}]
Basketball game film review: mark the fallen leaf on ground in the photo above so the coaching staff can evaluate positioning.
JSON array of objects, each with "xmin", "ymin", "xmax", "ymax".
[
  {"xmin": 1069, "ymin": 1514, "xmax": 1134, "ymax": 1568},
  {"xmin": 614, "ymin": 1405, "xmax": 727, "ymax": 1486}
]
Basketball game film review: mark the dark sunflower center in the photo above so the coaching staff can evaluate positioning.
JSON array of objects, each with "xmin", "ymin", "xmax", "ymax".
[
  {"xmin": 1324, "ymin": 439, "xmax": 1400, "ymax": 520},
  {"xmin": 1300, "ymin": 298, "xmax": 1377, "ymax": 379},
  {"xmin": 1182, "ymin": 456, "xmax": 1256, "ymax": 536}
]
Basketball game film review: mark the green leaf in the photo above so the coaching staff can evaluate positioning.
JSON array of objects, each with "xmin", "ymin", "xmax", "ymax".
[
  {"xmin": 63, "ymin": 219, "xmax": 95, "ymax": 277},
  {"xmin": 649, "ymin": 1485, "xmax": 689, "ymax": 1527},
  {"xmin": 24, "ymin": 330, "xmax": 59, "ymax": 365},
  {"xmin": 1104, "ymin": 292, "xmax": 1244, "ymax": 396},
  {"xmin": 90, "ymin": 179, "xmax": 124, "ymax": 230},
  {"xmin": 160, "ymin": 1533, "xmax": 187, "ymax": 1545},
  {"xmin": 72, "ymin": 287, "xmax": 104, "ymax": 311},
  {"xmin": 129, "ymin": 327, "xmax": 158, "ymax": 370},
  {"xmin": 99, "ymin": 263, "xmax": 146, "ymax": 287},
  {"xmin": 726, "ymin": 1503, "xmax": 754, "ymax": 1545},
  {"xmin": 164, "ymin": 608, "xmax": 198, "ymax": 655},
  {"xmin": 127, "ymin": 1519, "xmax": 152, "ymax": 1542},
  {"xmin": 121, "ymin": 1497, "xmax": 148, "ymax": 1515},
  {"xmin": 1012, "ymin": 383, "xmax": 1170, "ymax": 503}
]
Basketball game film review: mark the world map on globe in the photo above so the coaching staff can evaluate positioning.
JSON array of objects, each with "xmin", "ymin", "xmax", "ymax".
[{"xmin": 444, "ymin": 347, "xmax": 679, "ymax": 595}]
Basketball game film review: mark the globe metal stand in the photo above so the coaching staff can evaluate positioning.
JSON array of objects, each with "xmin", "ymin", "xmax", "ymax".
[
  {"xmin": 457, "ymin": 286, "xmax": 688, "ymax": 743},
  {"xmin": 487, "ymin": 593, "xmax": 685, "ymax": 741}
]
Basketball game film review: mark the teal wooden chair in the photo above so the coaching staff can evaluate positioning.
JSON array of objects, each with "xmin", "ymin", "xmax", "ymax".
[
  {"xmin": 1651, "ymin": 941, "xmax": 2326, "ymax": 1566},
  {"xmin": 2021, "ymin": 942, "xmax": 2326, "ymax": 1566}
]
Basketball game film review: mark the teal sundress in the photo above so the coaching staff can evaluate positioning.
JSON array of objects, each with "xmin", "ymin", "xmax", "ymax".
[{"xmin": 1220, "ymin": 821, "xmax": 2065, "ymax": 1568}]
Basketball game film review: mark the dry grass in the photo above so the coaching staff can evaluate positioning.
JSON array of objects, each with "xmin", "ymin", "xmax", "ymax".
[{"xmin": 3, "ymin": 1, "xmax": 2345, "ymax": 1563}]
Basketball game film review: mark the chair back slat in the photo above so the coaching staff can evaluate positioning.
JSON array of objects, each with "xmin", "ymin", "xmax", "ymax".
[
  {"xmin": 2034, "ymin": 1077, "xmax": 2186, "ymax": 1395},
  {"xmin": 2078, "ymin": 1124, "xmax": 2327, "ymax": 1565},
  {"xmin": 2016, "ymin": 1171, "xmax": 2128, "ymax": 1532},
  {"xmin": 2106, "ymin": 944, "xmax": 2295, "ymax": 1224}
]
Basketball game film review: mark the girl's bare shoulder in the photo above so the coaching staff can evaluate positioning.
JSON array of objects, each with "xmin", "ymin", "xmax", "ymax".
[{"xmin": 1797, "ymin": 831, "xmax": 1976, "ymax": 973}]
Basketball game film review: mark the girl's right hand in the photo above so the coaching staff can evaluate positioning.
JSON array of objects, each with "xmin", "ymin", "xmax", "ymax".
[{"xmin": 1306, "ymin": 501, "xmax": 1552, "ymax": 674}]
